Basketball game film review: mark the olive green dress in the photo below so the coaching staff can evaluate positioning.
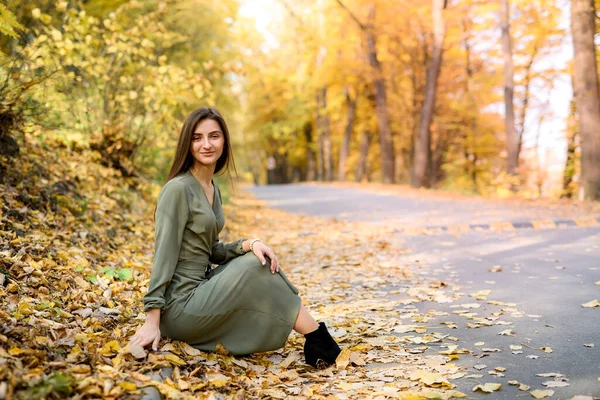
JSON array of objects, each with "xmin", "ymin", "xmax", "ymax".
[{"xmin": 143, "ymin": 171, "xmax": 301, "ymax": 355}]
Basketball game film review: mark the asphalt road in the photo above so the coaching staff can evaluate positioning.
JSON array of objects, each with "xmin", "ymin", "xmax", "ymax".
[{"xmin": 247, "ymin": 184, "xmax": 600, "ymax": 400}]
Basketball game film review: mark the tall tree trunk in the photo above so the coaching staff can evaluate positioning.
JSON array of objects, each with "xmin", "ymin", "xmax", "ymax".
[
  {"xmin": 517, "ymin": 44, "xmax": 539, "ymax": 160},
  {"xmin": 365, "ymin": 5, "xmax": 395, "ymax": 183},
  {"xmin": 356, "ymin": 131, "xmax": 371, "ymax": 182},
  {"xmin": 317, "ymin": 87, "xmax": 333, "ymax": 181},
  {"xmin": 562, "ymin": 94, "xmax": 578, "ymax": 198},
  {"xmin": 334, "ymin": 1, "xmax": 395, "ymax": 183},
  {"xmin": 501, "ymin": 0, "xmax": 519, "ymax": 177},
  {"xmin": 412, "ymin": 0, "xmax": 447, "ymax": 188},
  {"xmin": 316, "ymin": 88, "xmax": 326, "ymax": 181},
  {"xmin": 304, "ymin": 121, "xmax": 316, "ymax": 181},
  {"xmin": 463, "ymin": 17, "xmax": 478, "ymax": 188},
  {"xmin": 338, "ymin": 87, "xmax": 358, "ymax": 181},
  {"xmin": 571, "ymin": 0, "xmax": 600, "ymax": 200}
]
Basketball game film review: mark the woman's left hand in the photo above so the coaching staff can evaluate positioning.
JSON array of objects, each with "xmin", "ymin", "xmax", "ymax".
[{"xmin": 252, "ymin": 241, "xmax": 279, "ymax": 274}]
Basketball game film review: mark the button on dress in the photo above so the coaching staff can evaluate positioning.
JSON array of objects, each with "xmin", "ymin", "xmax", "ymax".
[{"xmin": 143, "ymin": 171, "xmax": 301, "ymax": 355}]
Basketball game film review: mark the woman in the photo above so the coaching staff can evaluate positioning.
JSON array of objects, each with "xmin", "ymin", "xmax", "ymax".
[{"xmin": 130, "ymin": 107, "xmax": 341, "ymax": 368}]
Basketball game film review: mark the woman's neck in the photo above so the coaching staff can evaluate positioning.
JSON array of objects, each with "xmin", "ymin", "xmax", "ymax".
[{"xmin": 189, "ymin": 164, "xmax": 214, "ymax": 186}]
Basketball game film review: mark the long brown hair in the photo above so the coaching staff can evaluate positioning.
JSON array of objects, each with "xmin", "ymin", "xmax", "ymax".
[{"xmin": 165, "ymin": 107, "xmax": 237, "ymax": 183}]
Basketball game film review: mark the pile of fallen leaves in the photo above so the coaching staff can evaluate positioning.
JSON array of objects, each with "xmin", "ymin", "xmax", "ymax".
[
  {"xmin": 0, "ymin": 135, "xmax": 472, "ymax": 399},
  {"xmin": 0, "ymin": 135, "xmax": 158, "ymax": 399}
]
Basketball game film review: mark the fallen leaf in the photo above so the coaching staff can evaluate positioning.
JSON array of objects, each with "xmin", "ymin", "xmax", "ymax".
[
  {"xmin": 531, "ymin": 389, "xmax": 554, "ymax": 398},
  {"xmin": 335, "ymin": 348, "xmax": 351, "ymax": 369},
  {"xmin": 536, "ymin": 373, "xmax": 565, "ymax": 378},
  {"xmin": 540, "ymin": 347, "xmax": 553, "ymax": 353},
  {"xmin": 118, "ymin": 381, "xmax": 137, "ymax": 391},
  {"xmin": 498, "ymin": 329, "xmax": 515, "ymax": 336},
  {"xmin": 519, "ymin": 384, "xmax": 531, "ymax": 391},
  {"xmin": 349, "ymin": 351, "xmax": 366, "ymax": 366},
  {"xmin": 472, "ymin": 383, "xmax": 501, "ymax": 393},
  {"xmin": 542, "ymin": 381, "xmax": 569, "ymax": 388},
  {"xmin": 581, "ymin": 300, "xmax": 600, "ymax": 308},
  {"xmin": 279, "ymin": 351, "xmax": 300, "ymax": 368},
  {"xmin": 122, "ymin": 343, "xmax": 146, "ymax": 359}
]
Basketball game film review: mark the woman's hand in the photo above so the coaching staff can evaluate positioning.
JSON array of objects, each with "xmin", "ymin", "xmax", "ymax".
[
  {"xmin": 130, "ymin": 321, "xmax": 161, "ymax": 351},
  {"xmin": 252, "ymin": 241, "xmax": 279, "ymax": 274}
]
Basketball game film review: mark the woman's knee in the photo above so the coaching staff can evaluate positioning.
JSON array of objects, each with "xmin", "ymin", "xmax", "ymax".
[{"xmin": 239, "ymin": 252, "xmax": 267, "ymax": 272}]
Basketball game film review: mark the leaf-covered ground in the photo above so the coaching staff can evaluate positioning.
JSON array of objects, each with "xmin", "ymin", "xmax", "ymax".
[{"xmin": 1, "ymin": 138, "xmax": 597, "ymax": 400}]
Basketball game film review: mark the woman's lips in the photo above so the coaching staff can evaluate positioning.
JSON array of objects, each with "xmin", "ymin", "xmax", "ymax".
[{"xmin": 200, "ymin": 152, "xmax": 215, "ymax": 156}]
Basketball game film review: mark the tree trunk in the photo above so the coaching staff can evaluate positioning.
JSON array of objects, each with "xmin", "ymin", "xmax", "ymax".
[
  {"xmin": 304, "ymin": 122, "xmax": 316, "ymax": 181},
  {"xmin": 517, "ymin": 44, "xmax": 539, "ymax": 160},
  {"xmin": 463, "ymin": 18, "xmax": 478, "ymax": 189},
  {"xmin": 501, "ymin": 0, "xmax": 519, "ymax": 177},
  {"xmin": 366, "ymin": 4, "xmax": 395, "ymax": 183},
  {"xmin": 316, "ymin": 87, "xmax": 333, "ymax": 181},
  {"xmin": 412, "ymin": 0, "xmax": 447, "ymax": 188},
  {"xmin": 571, "ymin": 0, "xmax": 600, "ymax": 200},
  {"xmin": 562, "ymin": 92, "xmax": 578, "ymax": 198},
  {"xmin": 338, "ymin": 87, "xmax": 358, "ymax": 181},
  {"xmin": 316, "ymin": 89, "xmax": 325, "ymax": 181},
  {"xmin": 356, "ymin": 131, "xmax": 371, "ymax": 182}
]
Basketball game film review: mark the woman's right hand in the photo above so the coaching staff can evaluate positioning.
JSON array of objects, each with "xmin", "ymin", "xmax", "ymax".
[{"xmin": 129, "ymin": 322, "xmax": 161, "ymax": 351}]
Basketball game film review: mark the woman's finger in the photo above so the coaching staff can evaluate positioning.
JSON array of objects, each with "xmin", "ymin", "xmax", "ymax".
[
  {"xmin": 267, "ymin": 251, "xmax": 278, "ymax": 273},
  {"xmin": 257, "ymin": 251, "xmax": 266, "ymax": 265}
]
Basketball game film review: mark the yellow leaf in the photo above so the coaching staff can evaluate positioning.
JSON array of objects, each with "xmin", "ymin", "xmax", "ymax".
[
  {"xmin": 411, "ymin": 370, "xmax": 453, "ymax": 388},
  {"xmin": 349, "ymin": 352, "xmax": 366, "ymax": 366},
  {"xmin": 118, "ymin": 382, "xmax": 137, "ymax": 391},
  {"xmin": 472, "ymin": 383, "xmax": 501, "ymax": 393},
  {"xmin": 8, "ymin": 347, "xmax": 25, "ymax": 356},
  {"xmin": 178, "ymin": 342, "xmax": 203, "ymax": 357},
  {"xmin": 350, "ymin": 343, "xmax": 373, "ymax": 352},
  {"xmin": 122, "ymin": 343, "xmax": 146, "ymax": 359},
  {"xmin": 98, "ymin": 340, "xmax": 121, "ymax": 355},
  {"xmin": 581, "ymin": 300, "xmax": 600, "ymax": 308},
  {"xmin": 540, "ymin": 347, "xmax": 553, "ymax": 353},
  {"xmin": 445, "ymin": 391, "xmax": 467, "ymax": 398},
  {"xmin": 336, "ymin": 348, "xmax": 351, "ymax": 369},
  {"xmin": 518, "ymin": 384, "xmax": 530, "ymax": 391},
  {"xmin": 164, "ymin": 353, "xmax": 186, "ymax": 366},
  {"xmin": 70, "ymin": 364, "xmax": 91, "ymax": 374},
  {"xmin": 530, "ymin": 389, "xmax": 554, "ymax": 398},
  {"xmin": 206, "ymin": 373, "xmax": 228, "ymax": 387}
]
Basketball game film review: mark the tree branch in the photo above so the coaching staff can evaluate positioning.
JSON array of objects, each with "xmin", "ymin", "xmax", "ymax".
[
  {"xmin": 335, "ymin": 0, "xmax": 366, "ymax": 31},
  {"xmin": 276, "ymin": 0, "xmax": 304, "ymax": 25}
]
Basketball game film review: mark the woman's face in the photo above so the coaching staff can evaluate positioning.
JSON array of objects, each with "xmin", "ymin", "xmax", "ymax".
[{"xmin": 190, "ymin": 118, "xmax": 225, "ymax": 169}]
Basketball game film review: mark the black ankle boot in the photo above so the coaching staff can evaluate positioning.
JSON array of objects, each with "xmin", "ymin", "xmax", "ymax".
[{"xmin": 304, "ymin": 322, "xmax": 341, "ymax": 368}]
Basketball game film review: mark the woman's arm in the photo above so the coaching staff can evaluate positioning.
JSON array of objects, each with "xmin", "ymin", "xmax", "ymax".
[
  {"xmin": 130, "ymin": 308, "xmax": 161, "ymax": 350},
  {"xmin": 143, "ymin": 182, "xmax": 189, "ymax": 311}
]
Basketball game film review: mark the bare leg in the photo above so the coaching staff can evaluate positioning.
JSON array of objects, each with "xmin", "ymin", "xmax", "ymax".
[{"xmin": 293, "ymin": 303, "xmax": 319, "ymax": 335}]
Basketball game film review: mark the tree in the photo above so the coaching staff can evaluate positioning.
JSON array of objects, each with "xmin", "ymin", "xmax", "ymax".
[
  {"xmin": 571, "ymin": 0, "xmax": 600, "ymax": 200},
  {"xmin": 501, "ymin": 0, "xmax": 519, "ymax": 178},
  {"xmin": 411, "ymin": 0, "xmax": 448, "ymax": 188},
  {"xmin": 335, "ymin": 1, "xmax": 395, "ymax": 183}
]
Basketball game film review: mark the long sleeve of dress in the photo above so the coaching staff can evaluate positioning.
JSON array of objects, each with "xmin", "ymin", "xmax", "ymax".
[
  {"xmin": 143, "ymin": 182, "xmax": 189, "ymax": 312},
  {"xmin": 209, "ymin": 237, "xmax": 245, "ymax": 265}
]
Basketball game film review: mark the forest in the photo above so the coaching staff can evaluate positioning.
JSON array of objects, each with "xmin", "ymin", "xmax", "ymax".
[{"xmin": 0, "ymin": 0, "xmax": 599, "ymax": 199}]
